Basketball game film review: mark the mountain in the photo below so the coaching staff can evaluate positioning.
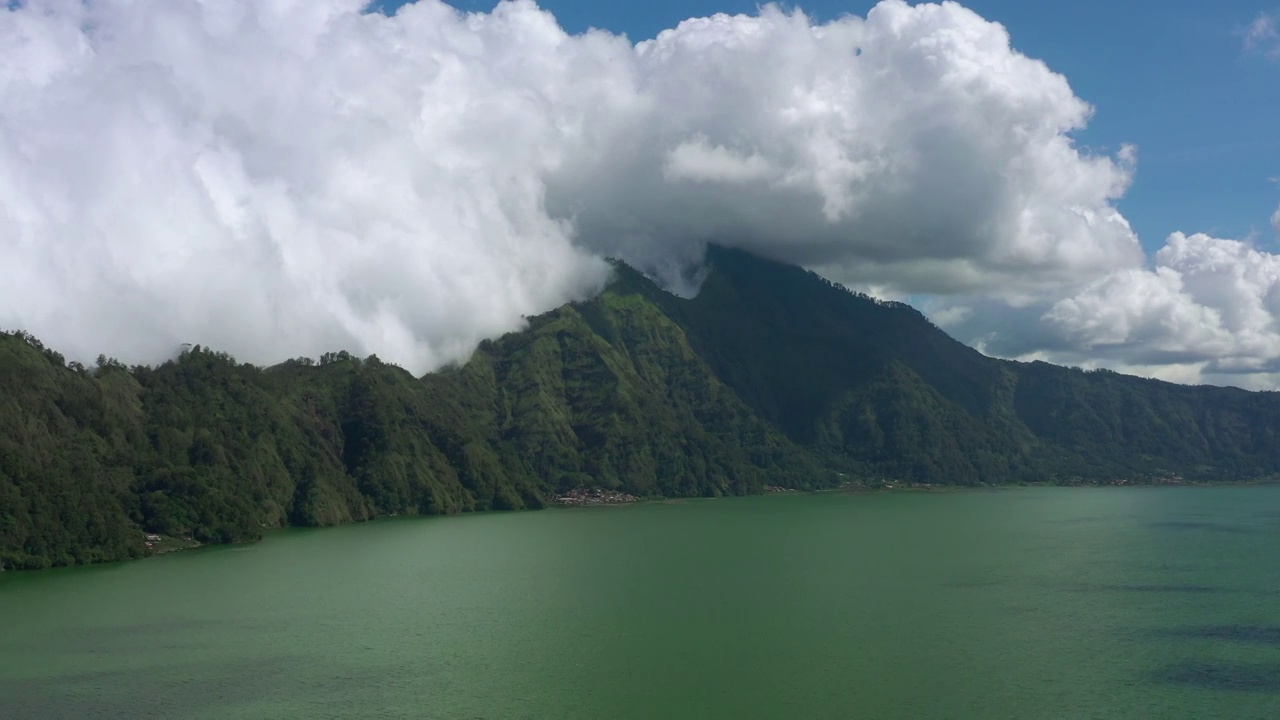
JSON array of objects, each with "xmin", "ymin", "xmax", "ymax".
[{"xmin": 4, "ymin": 246, "xmax": 1280, "ymax": 569}]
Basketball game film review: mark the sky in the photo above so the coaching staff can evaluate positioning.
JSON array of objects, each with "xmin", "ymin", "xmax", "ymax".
[
  {"xmin": 2, "ymin": 0, "xmax": 1279, "ymax": 387},
  {"xmin": 393, "ymin": 0, "xmax": 1280, "ymax": 254}
]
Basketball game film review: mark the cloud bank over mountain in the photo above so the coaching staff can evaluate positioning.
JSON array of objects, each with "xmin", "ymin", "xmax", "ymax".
[{"xmin": 0, "ymin": 0, "xmax": 1275, "ymax": 384}]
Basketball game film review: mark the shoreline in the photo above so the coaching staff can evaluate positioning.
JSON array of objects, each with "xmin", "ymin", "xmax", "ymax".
[{"xmin": 7, "ymin": 478, "xmax": 1279, "ymax": 573}]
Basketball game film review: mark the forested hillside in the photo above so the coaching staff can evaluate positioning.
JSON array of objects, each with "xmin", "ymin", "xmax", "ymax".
[{"xmin": 4, "ymin": 247, "xmax": 1280, "ymax": 569}]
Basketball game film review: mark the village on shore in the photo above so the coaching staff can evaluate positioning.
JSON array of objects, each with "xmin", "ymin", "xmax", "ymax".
[{"xmin": 552, "ymin": 488, "xmax": 640, "ymax": 506}]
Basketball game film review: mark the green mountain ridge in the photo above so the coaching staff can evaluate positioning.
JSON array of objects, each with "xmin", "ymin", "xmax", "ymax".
[{"xmin": 3, "ymin": 246, "xmax": 1279, "ymax": 569}]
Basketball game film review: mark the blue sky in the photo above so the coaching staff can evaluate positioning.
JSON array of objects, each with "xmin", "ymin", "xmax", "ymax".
[{"xmin": 376, "ymin": 0, "xmax": 1280, "ymax": 258}]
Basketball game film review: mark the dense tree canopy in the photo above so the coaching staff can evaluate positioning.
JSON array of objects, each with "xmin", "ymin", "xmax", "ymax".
[{"xmin": 4, "ymin": 248, "xmax": 1280, "ymax": 569}]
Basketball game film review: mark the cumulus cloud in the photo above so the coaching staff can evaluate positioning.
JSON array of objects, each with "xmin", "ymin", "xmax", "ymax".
[
  {"xmin": 663, "ymin": 139, "xmax": 774, "ymax": 185},
  {"xmin": 936, "ymin": 232, "xmax": 1280, "ymax": 387},
  {"xmin": 1051, "ymin": 233, "xmax": 1280, "ymax": 373},
  {"xmin": 1, "ymin": 0, "xmax": 612, "ymax": 371},
  {"xmin": 551, "ymin": 2, "xmax": 1141, "ymax": 295},
  {"xmin": 0, "ymin": 0, "xmax": 1149, "ymax": 374}
]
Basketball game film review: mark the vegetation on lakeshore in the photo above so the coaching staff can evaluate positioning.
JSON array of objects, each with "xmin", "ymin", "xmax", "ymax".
[{"xmin": 5, "ymin": 247, "xmax": 1280, "ymax": 569}]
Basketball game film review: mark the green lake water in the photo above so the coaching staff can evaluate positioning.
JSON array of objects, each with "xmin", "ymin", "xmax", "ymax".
[{"xmin": 3, "ymin": 487, "xmax": 1280, "ymax": 719}]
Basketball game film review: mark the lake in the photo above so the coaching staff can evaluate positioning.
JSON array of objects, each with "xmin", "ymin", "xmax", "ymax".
[{"xmin": 3, "ymin": 487, "xmax": 1280, "ymax": 718}]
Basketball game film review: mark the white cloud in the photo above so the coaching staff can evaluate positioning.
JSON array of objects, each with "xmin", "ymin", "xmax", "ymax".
[
  {"xmin": 1, "ymin": 0, "xmax": 618, "ymax": 372},
  {"xmin": 0, "ymin": 0, "xmax": 1162, "ymax": 376},
  {"xmin": 1024, "ymin": 232, "xmax": 1280, "ymax": 379},
  {"xmin": 554, "ymin": 1, "xmax": 1142, "ymax": 295},
  {"xmin": 1246, "ymin": 12, "xmax": 1279, "ymax": 59},
  {"xmin": 926, "ymin": 223, "xmax": 1280, "ymax": 387},
  {"xmin": 663, "ymin": 138, "xmax": 774, "ymax": 184}
]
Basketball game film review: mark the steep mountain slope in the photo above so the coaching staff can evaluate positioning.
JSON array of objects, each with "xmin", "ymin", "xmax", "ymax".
[
  {"xmin": 657, "ymin": 247, "xmax": 1280, "ymax": 484},
  {"xmin": 638, "ymin": 247, "xmax": 1041, "ymax": 482},
  {"xmin": 0, "ymin": 272, "xmax": 823, "ymax": 569},
  {"xmin": 4, "ymin": 247, "xmax": 1280, "ymax": 569}
]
